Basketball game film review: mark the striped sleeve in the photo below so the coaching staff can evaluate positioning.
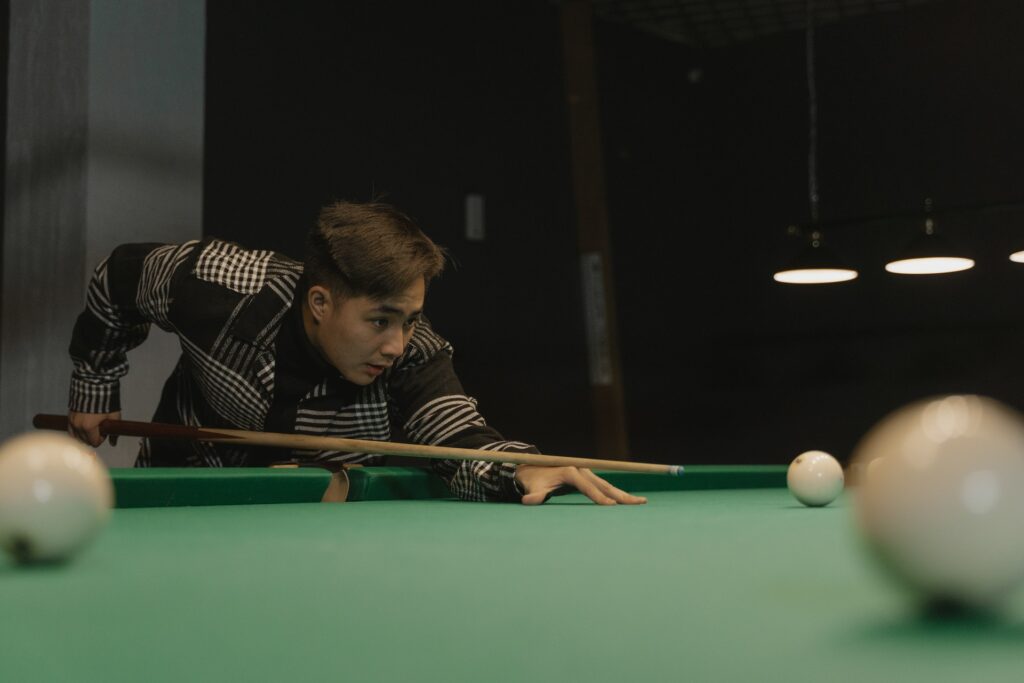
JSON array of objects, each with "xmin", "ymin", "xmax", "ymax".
[
  {"xmin": 390, "ymin": 326, "xmax": 537, "ymax": 502},
  {"xmin": 68, "ymin": 242, "xmax": 199, "ymax": 414}
]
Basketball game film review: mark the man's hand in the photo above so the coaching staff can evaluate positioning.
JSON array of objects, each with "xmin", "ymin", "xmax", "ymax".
[
  {"xmin": 68, "ymin": 410, "xmax": 121, "ymax": 447},
  {"xmin": 516, "ymin": 464, "xmax": 647, "ymax": 506}
]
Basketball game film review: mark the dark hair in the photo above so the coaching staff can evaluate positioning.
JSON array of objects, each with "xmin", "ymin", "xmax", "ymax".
[{"xmin": 304, "ymin": 201, "xmax": 446, "ymax": 299}]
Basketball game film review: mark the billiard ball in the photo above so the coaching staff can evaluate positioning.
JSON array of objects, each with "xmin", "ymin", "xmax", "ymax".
[
  {"xmin": 787, "ymin": 450, "xmax": 844, "ymax": 506},
  {"xmin": 0, "ymin": 431, "xmax": 114, "ymax": 564},
  {"xmin": 851, "ymin": 395, "xmax": 1024, "ymax": 608}
]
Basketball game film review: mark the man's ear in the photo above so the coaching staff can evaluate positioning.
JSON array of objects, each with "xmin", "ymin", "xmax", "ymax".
[{"xmin": 307, "ymin": 285, "xmax": 332, "ymax": 322}]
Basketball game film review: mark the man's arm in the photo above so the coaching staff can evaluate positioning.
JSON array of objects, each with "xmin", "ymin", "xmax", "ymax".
[
  {"xmin": 68, "ymin": 242, "xmax": 199, "ymax": 445},
  {"xmin": 390, "ymin": 339, "xmax": 644, "ymax": 505}
]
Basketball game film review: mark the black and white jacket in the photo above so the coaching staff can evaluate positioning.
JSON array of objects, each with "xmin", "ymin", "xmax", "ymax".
[{"xmin": 69, "ymin": 239, "xmax": 535, "ymax": 502}]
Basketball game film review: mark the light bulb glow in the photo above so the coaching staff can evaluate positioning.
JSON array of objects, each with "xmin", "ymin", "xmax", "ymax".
[
  {"xmin": 1010, "ymin": 251, "xmax": 1024, "ymax": 263},
  {"xmin": 885, "ymin": 257, "xmax": 974, "ymax": 275},
  {"xmin": 773, "ymin": 268, "xmax": 859, "ymax": 284}
]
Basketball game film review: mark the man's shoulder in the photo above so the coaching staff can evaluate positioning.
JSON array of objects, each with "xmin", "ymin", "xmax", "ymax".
[
  {"xmin": 398, "ymin": 318, "xmax": 453, "ymax": 369},
  {"xmin": 193, "ymin": 238, "xmax": 303, "ymax": 295}
]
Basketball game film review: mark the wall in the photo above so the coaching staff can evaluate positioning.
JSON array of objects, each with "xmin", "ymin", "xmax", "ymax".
[
  {"xmin": 85, "ymin": 0, "xmax": 205, "ymax": 465},
  {"xmin": 204, "ymin": 0, "xmax": 1022, "ymax": 466},
  {"xmin": 0, "ymin": 0, "xmax": 204, "ymax": 466},
  {"xmin": 599, "ymin": 0, "xmax": 1024, "ymax": 464}
]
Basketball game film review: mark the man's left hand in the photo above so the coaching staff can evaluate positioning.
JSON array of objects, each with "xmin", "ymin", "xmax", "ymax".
[{"xmin": 515, "ymin": 465, "xmax": 647, "ymax": 506}]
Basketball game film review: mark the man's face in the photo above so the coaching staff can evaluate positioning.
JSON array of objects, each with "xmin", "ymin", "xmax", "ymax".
[{"xmin": 305, "ymin": 278, "xmax": 425, "ymax": 385}]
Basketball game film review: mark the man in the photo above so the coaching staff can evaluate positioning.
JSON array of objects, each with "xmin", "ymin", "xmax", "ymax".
[{"xmin": 68, "ymin": 201, "xmax": 644, "ymax": 505}]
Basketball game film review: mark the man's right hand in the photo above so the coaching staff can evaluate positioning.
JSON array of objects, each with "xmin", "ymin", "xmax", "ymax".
[{"xmin": 68, "ymin": 411, "xmax": 121, "ymax": 447}]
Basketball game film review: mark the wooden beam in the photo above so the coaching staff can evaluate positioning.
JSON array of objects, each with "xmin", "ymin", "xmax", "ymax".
[{"xmin": 560, "ymin": 0, "xmax": 630, "ymax": 459}]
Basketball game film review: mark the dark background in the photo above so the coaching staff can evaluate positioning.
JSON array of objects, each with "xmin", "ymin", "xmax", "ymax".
[{"xmin": 204, "ymin": 0, "xmax": 1024, "ymax": 465}]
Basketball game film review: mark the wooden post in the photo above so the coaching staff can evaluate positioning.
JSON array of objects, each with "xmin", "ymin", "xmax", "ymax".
[{"xmin": 561, "ymin": 0, "xmax": 630, "ymax": 459}]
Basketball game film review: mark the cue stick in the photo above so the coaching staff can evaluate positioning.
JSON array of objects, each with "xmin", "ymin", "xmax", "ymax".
[{"xmin": 32, "ymin": 414, "xmax": 684, "ymax": 476}]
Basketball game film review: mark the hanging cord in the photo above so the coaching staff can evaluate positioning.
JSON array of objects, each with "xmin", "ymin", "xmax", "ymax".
[{"xmin": 806, "ymin": 0, "xmax": 819, "ymax": 225}]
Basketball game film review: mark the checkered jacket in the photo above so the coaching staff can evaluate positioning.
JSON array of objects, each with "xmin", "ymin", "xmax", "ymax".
[{"xmin": 68, "ymin": 239, "xmax": 535, "ymax": 502}]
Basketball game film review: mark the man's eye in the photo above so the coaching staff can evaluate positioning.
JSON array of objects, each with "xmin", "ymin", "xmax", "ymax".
[
  {"xmin": 404, "ymin": 318, "xmax": 420, "ymax": 329},
  {"xmin": 371, "ymin": 319, "xmax": 388, "ymax": 329}
]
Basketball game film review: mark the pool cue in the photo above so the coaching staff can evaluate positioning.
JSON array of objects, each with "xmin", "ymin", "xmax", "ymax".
[{"xmin": 32, "ymin": 414, "xmax": 684, "ymax": 476}]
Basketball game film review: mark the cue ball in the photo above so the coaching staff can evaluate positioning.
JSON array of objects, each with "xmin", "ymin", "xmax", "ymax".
[
  {"xmin": 787, "ymin": 450, "xmax": 844, "ymax": 506},
  {"xmin": 0, "ymin": 431, "xmax": 114, "ymax": 564},
  {"xmin": 851, "ymin": 395, "xmax": 1024, "ymax": 608}
]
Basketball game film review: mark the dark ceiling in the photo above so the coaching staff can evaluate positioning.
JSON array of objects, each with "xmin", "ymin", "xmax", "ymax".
[{"xmin": 589, "ymin": 0, "xmax": 939, "ymax": 47}]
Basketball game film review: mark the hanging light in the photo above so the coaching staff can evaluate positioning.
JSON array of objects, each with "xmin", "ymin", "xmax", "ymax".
[
  {"xmin": 774, "ymin": 229, "xmax": 858, "ymax": 284},
  {"xmin": 773, "ymin": 0, "xmax": 858, "ymax": 285},
  {"xmin": 885, "ymin": 198, "xmax": 974, "ymax": 275},
  {"xmin": 1010, "ymin": 249, "xmax": 1024, "ymax": 263}
]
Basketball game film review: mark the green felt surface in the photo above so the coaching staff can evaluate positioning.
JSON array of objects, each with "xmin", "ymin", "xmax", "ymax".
[{"xmin": 3, "ymin": 487, "xmax": 1023, "ymax": 682}]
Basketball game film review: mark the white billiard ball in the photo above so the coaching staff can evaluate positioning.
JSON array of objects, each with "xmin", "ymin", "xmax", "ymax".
[
  {"xmin": 0, "ymin": 431, "xmax": 114, "ymax": 564},
  {"xmin": 787, "ymin": 450, "xmax": 844, "ymax": 507},
  {"xmin": 851, "ymin": 395, "xmax": 1024, "ymax": 608}
]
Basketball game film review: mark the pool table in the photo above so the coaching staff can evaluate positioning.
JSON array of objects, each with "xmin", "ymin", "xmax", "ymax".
[{"xmin": 2, "ymin": 465, "xmax": 1022, "ymax": 682}]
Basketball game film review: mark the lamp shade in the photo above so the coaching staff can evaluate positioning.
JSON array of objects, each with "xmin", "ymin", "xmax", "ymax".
[
  {"xmin": 774, "ymin": 235, "xmax": 858, "ymax": 284},
  {"xmin": 885, "ymin": 227, "xmax": 974, "ymax": 275},
  {"xmin": 1010, "ymin": 250, "xmax": 1024, "ymax": 264}
]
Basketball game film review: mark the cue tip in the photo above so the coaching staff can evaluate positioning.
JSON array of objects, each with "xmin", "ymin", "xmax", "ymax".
[{"xmin": 669, "ymin": 465, "xmax": 684, "ymax": 477}]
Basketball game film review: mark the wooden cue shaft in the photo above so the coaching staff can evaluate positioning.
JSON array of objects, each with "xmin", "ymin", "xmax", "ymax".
[{"xmin": 32, "ymin": 413, "xmax": 683, "ymax": 476}]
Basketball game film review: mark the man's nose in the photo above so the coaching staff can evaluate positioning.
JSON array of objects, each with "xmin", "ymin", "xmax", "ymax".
[{"xmin": 381, "ymin": 327, "xmax": 405, "ymax": 358}]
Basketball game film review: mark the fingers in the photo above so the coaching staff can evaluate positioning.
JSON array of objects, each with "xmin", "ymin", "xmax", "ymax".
[
  {"xmin": 516, "ymin": 464, "xmax": 647, "ymax": 506},
  {"xmin": 67, "ymin": 411, "xmax": 118, "ymax": 448},
  {"xmin": 82, "ymin": 423, "xmax": 104, "ymax": 448},
  {"xmin": 563, "ymin": 468, "xmax": 618, "ymax": 506},
  {"xmin": 67, "ymin": 416, "xmax": 96, "ymax": 446},
  {"xmin": 581, "ymin": 469, "xmax": 647, "ymax": 505},
  {"xmin": 69, "ymin": 423, "xmax": 101, "ymax": 447}
]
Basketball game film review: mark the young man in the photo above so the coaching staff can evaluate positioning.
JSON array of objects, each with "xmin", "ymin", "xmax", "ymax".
[{"xmin": 67, "ymin": 201, "xmax": 644, "ymax": 505}]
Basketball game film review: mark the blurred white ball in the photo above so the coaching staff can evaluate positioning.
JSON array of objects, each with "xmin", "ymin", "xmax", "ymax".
[
  {"xmin": 0, "ymin": 431, "xmax": 114, "ymax": 564},
  {"xmin": 851, "ymin": 395, "xmax": 1024, "ymax": 608}
]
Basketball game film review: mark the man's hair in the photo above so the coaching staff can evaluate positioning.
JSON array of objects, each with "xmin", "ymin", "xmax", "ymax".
[{"xmin": 304, "ymin": 201, "xmax": 446, "ymax": 299}]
